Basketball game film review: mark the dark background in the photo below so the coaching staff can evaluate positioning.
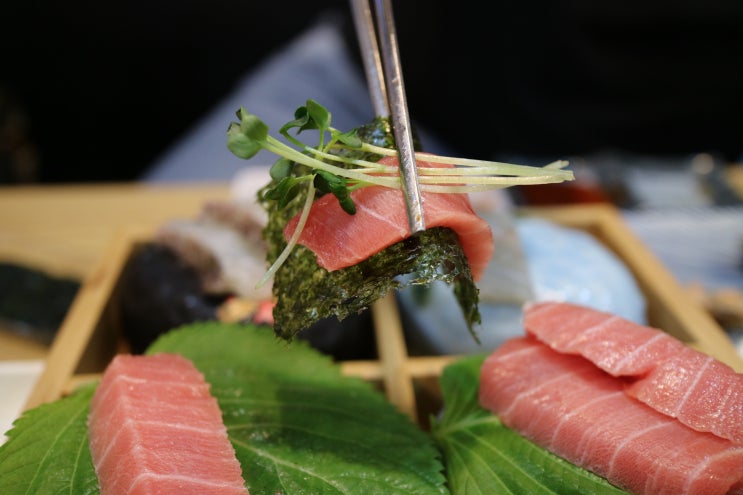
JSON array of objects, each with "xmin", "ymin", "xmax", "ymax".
[{"xmin": 2, "ymin": 0, "xmax": 743, "ymax": 184}]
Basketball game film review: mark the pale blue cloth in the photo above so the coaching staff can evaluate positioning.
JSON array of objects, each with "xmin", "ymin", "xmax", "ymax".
[{"xmin": 623, "ymin": 206, "xmax": 743, "ymax": 291}]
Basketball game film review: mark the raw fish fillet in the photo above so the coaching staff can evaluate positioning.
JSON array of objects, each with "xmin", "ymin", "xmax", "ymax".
[
  {"xmin": 284, "ymin": 156, "xmax": 494, "ymax": 281},
  {"xmin": 523, "ymin": 301, "xmax": 743, "ymax": 445},
  {"xmin": 479, "ymin": 336, "xmax": 743, "ymax": 495},
  {"xmin": 88, "ymin": 353, "xmax": 249, "ymax": 495}
]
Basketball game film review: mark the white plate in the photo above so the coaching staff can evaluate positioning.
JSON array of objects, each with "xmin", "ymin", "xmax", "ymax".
[{"xmin": 0, "ymin": 359, "xmax": 44, "ymax": 444}]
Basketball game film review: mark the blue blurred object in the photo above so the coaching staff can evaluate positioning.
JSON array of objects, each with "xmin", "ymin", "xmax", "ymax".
[
  {"xmin": 399, "ymin": 217, "xmax": 647, "ymax": 355},
  {"xmin": 623, "ymin": 206, "xmax": 743, "ymax": 292}
]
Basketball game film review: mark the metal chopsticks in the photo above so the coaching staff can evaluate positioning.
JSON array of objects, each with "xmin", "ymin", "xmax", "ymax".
[{"xmin": 350, "ymin": 0, "xmax": 426, "ymax": 234}]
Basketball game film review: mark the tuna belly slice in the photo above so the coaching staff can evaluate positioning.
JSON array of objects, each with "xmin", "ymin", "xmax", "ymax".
[
  {"xmin": 283, "ymin": 156, "xmax": 494, "ymax": 281},
  {"xmin": 88, "ymin": 353, "xmax": 249, "ymax": 495},
  {"xmin": 479, "ymin": 337, "xmax": 743, "ymax": 495},
  {"xmin": 523, "ymin": 301, "xmax": 743, "ymax": 445}
]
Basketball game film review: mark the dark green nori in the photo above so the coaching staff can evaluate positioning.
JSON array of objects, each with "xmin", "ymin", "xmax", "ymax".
[
  {"xmin": 271, "ymin": 229, "xmax": 481, "ymax": 341},
  {"xmin": 0, "ymin": 262, "xmax": 80, "ymax": 344},
  {"xmin": 261, "ymin": 116, "xmax": 482, "ymax": 341}
]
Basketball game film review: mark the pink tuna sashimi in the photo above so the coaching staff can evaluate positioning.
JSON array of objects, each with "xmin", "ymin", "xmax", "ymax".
[
  {"xmin": 283, "ymin": 156, "xmax": 494, "ymax": 281},
  {"xmin": 523, "ymin": 301, "xmax": 743, "ymax": 445},
  {"xmin": 88, "ymin": 353, "xmax": 249, "ymax": 495},
  {"xmin": 479, "ymin": 337, "xmax": 743, "ymax": 495}
]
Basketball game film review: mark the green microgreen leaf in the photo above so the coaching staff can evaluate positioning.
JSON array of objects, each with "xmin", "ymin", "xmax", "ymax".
[
  {"xmin": 269, "ymin": 157, "xmax": 294, "ymax": 181},
  {"xmin": 280, "ymin": 99, "xmax": 332, "ymax": 150},
  {"xmin": 335, "ymin": 128, "xmax": 363, "ymax": 148},
  {"xmin": 314, "ymin": 170, "xmax": 356, "ymax": 215},
  {"xmin": 227, "ymin": 107, "xmax": 271, "ymax": 159},
  {"xmin": 262, "ymin": 176, "xmax": 302, "ymax": 209},
  {"xmin": 305, "ymin": 98, "xmax": 331, "ymax": 132}
]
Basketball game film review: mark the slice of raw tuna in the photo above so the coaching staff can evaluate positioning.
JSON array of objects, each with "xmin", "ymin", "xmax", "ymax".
[
  {"xmin": 523, "ymin": 301, "xmax": 743, "ymax": 445},
  {"xmin": 88, "ymin": 353, "xmax": 249, "ymax": 495},
  {"xmin": 479, "ymin": 336, "xmax": 743, "ymax": 495},
  {"xmin": 283, "ymin": 156, "xmax": 494, "ymax": 281}
]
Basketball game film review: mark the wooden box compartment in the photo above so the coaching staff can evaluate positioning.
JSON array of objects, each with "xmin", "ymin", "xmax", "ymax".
[{"xmin": 25, "ymin": 204, "xmax": 743, "ymax": 425}]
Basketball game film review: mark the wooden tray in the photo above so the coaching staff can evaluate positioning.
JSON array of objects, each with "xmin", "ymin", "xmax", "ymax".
[{"xmin": 24, "ymin": 204, "xmax": 743, "ymax": 426}]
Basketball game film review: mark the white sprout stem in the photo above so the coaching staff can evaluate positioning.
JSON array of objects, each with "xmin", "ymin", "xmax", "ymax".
[
  {"xmin": 255, "ymin": 180, "xmax": 317, "ymax": 289},
  {"xmin": 304, "ymin": 144, "xmax": 573, "ymax": 184},
  {"xmin": 264, "ymin": 136, "xmax": 399, "ymax": 188},
  {"xmin": 419, "ymin": 178, "xmax": 568, "ymax": 193},
  {"xmin": 265, "ymin": 132, "xmax": 574, "ymax": 194},
  {"xmin": 417, "ymin": 174, "xmax": 571, "ymax": 185},
  {"xmin": 309, "ymin": 145, "xmax": 571, "ymax": 177},
  {"xmin": 340, "ymin": 139, "xmax": 571, "ymax": 173}
]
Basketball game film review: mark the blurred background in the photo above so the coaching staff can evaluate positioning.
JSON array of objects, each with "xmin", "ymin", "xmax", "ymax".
[
  {"xmin": 2, "ymin": 0, "xmax": 743, "ymax": 186},
  {"xmin": 1, "ymin": 1, "xmax": 743, "ymax": 431},
  {"xmin": 0, "ymin": 0, "xmax": 342, "ymax": 183}
]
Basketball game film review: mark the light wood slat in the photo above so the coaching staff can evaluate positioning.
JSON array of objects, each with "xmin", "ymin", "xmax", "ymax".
[
  {"xmin": 23, "ymin": 228, "xmax": 143, "ymax": 409},
  {"xmin": 372, "ymin": 293, "xmax": 417, "ymax": 420},
  {"xmin": 0, "ymin": 183, "xmax": 229, "ymax": 279}
]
